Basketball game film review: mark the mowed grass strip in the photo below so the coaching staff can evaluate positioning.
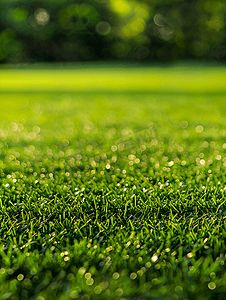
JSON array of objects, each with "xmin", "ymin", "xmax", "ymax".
[{"xmin": 0, "ymin": 66, "xmax": 226, "ymax": 299}]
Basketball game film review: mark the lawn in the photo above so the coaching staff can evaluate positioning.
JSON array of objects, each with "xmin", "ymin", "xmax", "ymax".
[{"xmin": 1, "ymin": 63, "xmax": 226, "ymax": 300}]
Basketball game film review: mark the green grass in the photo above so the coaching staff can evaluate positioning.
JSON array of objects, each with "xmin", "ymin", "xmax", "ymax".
[
  {"xmin": 1, "ymin": 62, "xmax": 226, "ymax": 93},
  {"xmin": 1, "ymin": 64, "xmax": 226, "ymax": 300}
]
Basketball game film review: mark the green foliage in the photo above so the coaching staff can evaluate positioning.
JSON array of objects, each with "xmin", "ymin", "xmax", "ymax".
[
  {"xmin": 1, "ymin": 0, "xmax": 226, "ymax": 63},
  {"xmin": 1, "ymin": 65, "xmax": 226, "ymax": 298}
]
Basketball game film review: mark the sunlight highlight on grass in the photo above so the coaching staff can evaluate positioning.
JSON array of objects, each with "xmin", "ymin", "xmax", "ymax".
[{"xmin": 1, "ymin": 65, "xmax": 226, "ymax": 92}]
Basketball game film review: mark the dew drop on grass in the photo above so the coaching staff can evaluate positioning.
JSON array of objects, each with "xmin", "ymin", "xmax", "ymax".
[
  {"xmin": 151, "ymin": 254, "xmax": 158, "ymax": 262},
  {"xmin": 85, "ymin": 273, "xmax": 91, "ymax": 279},
  {"xmin": 210, "ymin": 272, "xmax": 216, "ymax": 279},
  {"xmin": 70, "ymin": 290, "xmax": 78, "ymax": 299},
  {"xmin": 17, "ymin": 274, "xmax": 24, "ymax": 281},
  {"xmin": 130, "ymin": 272, "xmax": 137, "ymax": 280},
  {"xmin": 115, "ymin": 288, "xmax": 123, "ymax": 296},
  {"xmin": 112, "ymin": 272, "xmax": 120, "ymax": 279},
  {"xmin": 78, "ymin": 267, "xmax": 86, "ymax": 275},
  {"xmin": 86, "ymin": 278, "xmax": 94, "ymax": 286},
  {"xmin": 208, "ymin": 282, "xmax": 216, "ymax": 290},
  {"xmin": 94, "ymin": 285, "xmax": 102, "ymax": 294}
]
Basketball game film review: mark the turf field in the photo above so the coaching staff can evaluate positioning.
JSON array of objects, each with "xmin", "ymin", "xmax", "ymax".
[{"xmin": 1, "ymin": 63, "xmax": 226, "ymax": 300}]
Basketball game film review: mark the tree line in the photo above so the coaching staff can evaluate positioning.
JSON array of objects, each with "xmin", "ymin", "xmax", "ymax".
[{"xmin": 0, "ymin": 0, "xmax": 226, "ymax": 63}]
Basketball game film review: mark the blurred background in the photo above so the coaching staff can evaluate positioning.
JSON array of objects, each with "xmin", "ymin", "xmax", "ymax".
[{"xmin": 0, "ymin": 0, "xmax": 226, "ymax": 64}]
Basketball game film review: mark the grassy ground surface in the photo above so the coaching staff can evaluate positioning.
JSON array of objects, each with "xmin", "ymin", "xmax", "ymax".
[{"xmin": 1, "ymin": 63, "xmax": 226, "ymax": 299}]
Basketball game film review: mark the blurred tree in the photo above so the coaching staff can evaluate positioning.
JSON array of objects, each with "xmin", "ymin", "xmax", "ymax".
[{"xmin": 0, "ymin": 0, "xmax": 226, "ymax": 63}]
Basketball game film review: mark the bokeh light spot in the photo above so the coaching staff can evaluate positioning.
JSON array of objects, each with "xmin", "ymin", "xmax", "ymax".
[
  {"xmin": 34, "ymin": 8, "xmax": 50, "ymax": 26},
  {"xmin": 110, "ymin": 0, "xmax": 131, "ymax": 16},
  {"xmin": 195, "ymin": 125, "xmax": 203, "ymax": 133},
  {"xmin": 96, "ymin": 22, "xmax": 111, "ymax": 35}
]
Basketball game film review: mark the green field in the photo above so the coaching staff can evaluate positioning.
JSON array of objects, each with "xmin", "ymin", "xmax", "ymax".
[{"xmin": 1, "ymin": 64, "xmax": 226, "ymax": 300}]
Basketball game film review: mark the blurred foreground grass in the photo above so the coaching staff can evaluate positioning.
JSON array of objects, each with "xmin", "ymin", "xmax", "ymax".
[{"xmin": 1, "ymin": 64, "xmax": 226, "ymax": 299}]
